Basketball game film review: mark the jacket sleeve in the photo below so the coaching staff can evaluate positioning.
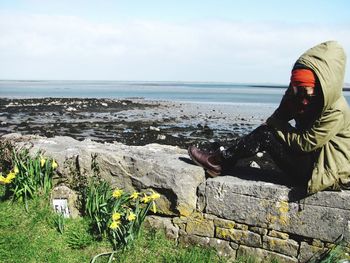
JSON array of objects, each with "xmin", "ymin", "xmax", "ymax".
[{"xmin": 267, "ymin": 109, "xmax": 344, "ymax": 152}]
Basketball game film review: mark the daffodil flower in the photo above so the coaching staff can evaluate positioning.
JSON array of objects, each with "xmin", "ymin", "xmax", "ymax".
[
  {"xmin": 109, "ymin": 220, "xmax": 121, "ymax": 230},
  {"xmin": 127, "ymin": 212, "xmax": 136, "ymax": 221},
  {"xmin": 40, "ymin": 158, "xmax": 46, "ymax": 167},
  {"xmin": 150, "ymin": 190, "xmax": 160, "ymax": 200},
  {"xmin": 112, "ymin": 189, "xmax": 123, "ymax": 198},
  {"xmin": 52, "ymin": 160, "xmax": 58, "ymax": 169},
  {"xmin": 141, "ymin": 194, "xmax": 151, "ymax": 203},
  {"xmin": 6, "ymin": 172, "xmax": 16, "ymax": 181},
  {"xmin": 130, "ymin": 192, "xmax": 140, "ymax": 200},
  {"xmin": 112, "ymin": 212, "xmax": 121, "ymax": 221},
  {"xmin": 3, "ymin": 177, "xmax": 13, "ymax": 184},
  {"xmin": 0, "ymin": 173, "xmax": 15, "ymax": 184}
]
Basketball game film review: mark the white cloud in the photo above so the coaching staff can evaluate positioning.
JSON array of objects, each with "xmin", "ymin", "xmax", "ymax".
[{"xmin": 1, "ymin": 13, "xmax": 350, "ymax": 83}]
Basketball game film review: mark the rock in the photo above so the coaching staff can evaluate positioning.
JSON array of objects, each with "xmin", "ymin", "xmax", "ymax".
[
  {"xmin": 7, "ymin": 134, "xmax": 205, "ymax": 217},
  {"xmin": 51, "ymin": 185, "xmax": 80, "ymax": 218},
  {"xmin": 237, "ymin": 245, "xmax": 298, "ymax": 263},
  {"xmin": 144, "ymin": 215, "xmax": 179, "ymax": 240},
  {"xmin": 149, "ymin": 126, "xmax": 160, "ymax": 132},
  {"xmin": 200, "ymin": 176, "xmax": 350, "ymax": 243},
  {"xmin": 249, "ymin": 161, "xmax": 261, "ymax": 169},
  {"xmin": 256, "ymin": 152, "xmax": 263, "ymax": 158}
]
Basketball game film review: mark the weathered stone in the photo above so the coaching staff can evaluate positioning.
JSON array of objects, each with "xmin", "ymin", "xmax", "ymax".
[
  {"xmin": 298, "ymin": 242, "xmax": 326, "ymax": 263},
  {"xmin": 250, "ymin": 226, "xmax": 268, "ymax": 236},
  {"xmin": 144, "ymin": 215, "xmax": 179, "ymax": 240},
  {"xmin": 172, "ymin": 216, "xmax": 187, "ymax": 231},
  {"xmin": 262, "ymin": 235, "xmax": 299, "ymax": 257},
  {"xmin": 268, "ymin": 230, "xmax": 289, "ymax": 240},
  {"xmin": 214, "ymin": 218, "xmax": 236, "ymax": 229},
  {"xmin": 186, "ymin": 212, "xmax": 214, "ymax": 237},
  {"xmin": 312, "ymin": 239, "xmax": 324, "ymax": 248},
  {"xmin": 178, "ymin": 234, "xmax": 236, "ymax": 259},
  {"xmin": 237, "ymin": 245, "xmax": 298, "ymax": 263},
  {"xmin": 51, "ymin": 185, "xmax": 80, "ymax": 218},
  {"xmin": 235, "ymin": 223, "xmax": 249, "ymax": 231},
  {"xmin": 196, "ymin": 182, "xmax": 206, "ymax": 212},
  {"xmin": 216, "ymin": 227, "xmax": 261, "ymax": 247},
  {"xmin": 10, "ymin": 135, "xmax": 205, "ymax": 217},
  {"xmin": 202, "ymin": 176, "xmax": 350, "ymax": 243}
]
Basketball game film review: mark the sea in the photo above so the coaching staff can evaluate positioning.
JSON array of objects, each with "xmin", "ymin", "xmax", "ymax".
[{"xmin": 1, "ymin": 80, "xmax": 350, "ymax": 107}]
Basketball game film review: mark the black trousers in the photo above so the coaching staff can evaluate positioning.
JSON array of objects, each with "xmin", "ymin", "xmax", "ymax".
[{"xmin": 222, "ymin": 125, "xmax": 314, "ymax": 184}]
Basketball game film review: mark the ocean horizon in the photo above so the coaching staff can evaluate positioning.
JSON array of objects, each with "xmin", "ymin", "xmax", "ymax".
[{"xmin": 1, "ymin": 80, "xmax": 350, "ymax": 106}]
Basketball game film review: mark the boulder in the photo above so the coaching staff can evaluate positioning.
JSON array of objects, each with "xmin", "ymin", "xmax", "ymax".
[{"xmin": 4, "ymin": 134, "xmax": 205, "ymax": 217}]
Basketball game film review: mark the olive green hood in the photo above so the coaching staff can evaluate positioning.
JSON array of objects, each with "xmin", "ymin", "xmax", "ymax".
[{"xmin": 295, "ymin": 41, "xmax": 346, "ymax": 111}]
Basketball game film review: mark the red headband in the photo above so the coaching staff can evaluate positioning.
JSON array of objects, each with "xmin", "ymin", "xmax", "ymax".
[{"xmin": 290, "ymin": 69, "xmax": 315, "ymax": 87}]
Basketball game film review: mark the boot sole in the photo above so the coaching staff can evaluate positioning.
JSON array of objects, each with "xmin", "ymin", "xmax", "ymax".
[{"xmin": 188, "ymin": 148, "xmax": 220, "ymax": 178}]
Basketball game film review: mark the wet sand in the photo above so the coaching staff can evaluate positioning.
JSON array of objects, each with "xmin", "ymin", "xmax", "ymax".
[{"xmin": 0, "ymin": 97, "xmax": 279, "ymax": 171}]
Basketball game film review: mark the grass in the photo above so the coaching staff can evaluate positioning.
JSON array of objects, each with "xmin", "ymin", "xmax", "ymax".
[
  {"xmin": 1, "ymin": 172, "xmax": 349, "ymax": 263},
  {"xmin": 1, "ymin": 185, "xmax": 349, "ymax": 263},
  {"xmin": 0, "ymin": 186, "xmax": 228, "ymax": 263}
]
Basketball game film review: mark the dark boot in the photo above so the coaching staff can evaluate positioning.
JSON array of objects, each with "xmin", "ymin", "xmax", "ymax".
[{"xmin": 188, "ymin": 146, "xmax": 222, "ymax": 177}]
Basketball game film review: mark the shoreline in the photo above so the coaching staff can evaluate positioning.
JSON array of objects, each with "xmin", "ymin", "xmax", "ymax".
[{"xmin": 0, "ymin": 97, "xmax": 278, "ymax": 171}]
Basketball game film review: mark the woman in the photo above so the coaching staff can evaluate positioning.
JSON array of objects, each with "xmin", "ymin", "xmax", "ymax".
[{"xmin": 188, "ymin": 41, "xmax": 350, "ymax": 194}]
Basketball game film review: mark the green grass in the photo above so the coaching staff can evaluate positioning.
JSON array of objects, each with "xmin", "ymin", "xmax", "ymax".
[
  {"xmin": 0, "ymin": 187, "xmax": 228, "ymax": 263},
  {"xmin": 1, "ymin": 185, "xmax": 348, "ymax": 263}
]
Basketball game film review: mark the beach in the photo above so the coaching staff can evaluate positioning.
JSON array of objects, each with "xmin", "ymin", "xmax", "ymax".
[{"xmin": 0, "ymin": 97, "xmax": 279, "ymax": 171}]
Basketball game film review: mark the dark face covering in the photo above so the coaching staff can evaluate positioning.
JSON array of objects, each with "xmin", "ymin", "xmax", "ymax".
[
  {"xmin": 290, "ymin": 68, "xmax": 323, "ymax": 126},
  {"xmin": 293, "ymin": 85, "xmax": 323, "ymax": 128}
]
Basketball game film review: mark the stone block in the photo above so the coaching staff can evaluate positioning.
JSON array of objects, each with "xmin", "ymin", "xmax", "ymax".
[
  {"xmin": 249, "ymin": 226, "xmax": 268, "ymax": 236},
  {"xmin": 13, "ymin": 135, "xmax": 206, "ymax": 217},
  {"xmin": 262, "ymin": 235, "xmax": 299, "ymax": 257},
  {"xmin": 268, "ymin": 230, "xmax": 289, "ymax": 240},
  {"xmin": 203, "ymin": 176, "xmax": 350, "ymax": 243},
  {"xmin": 51, "ymin": 185, "xmax": 80, "ymax": 218},
  {"xmin": 214, "ymin": 218, "xmax": 236, "ymax": 229},
  {"xmin": 144, "ymin": 215, "xmax": 179, "ymax": 240},
  {"xmin": 237, "ymin": 245, "xmax": 298, "ymax": 263},
  {"xmin": 186, "ymin": 213, "xmax": 214, "ymax": 237},
  {"xmin": 178, "ymin": 234, "xmax": 236, "ymax": 259},
  {"xmin": 298, "ymin": 242, "xmax": 326, "ymax": 263},
  {"xmin": 216, "ymin": 227, "xmax": 261, "ymax": 247}
]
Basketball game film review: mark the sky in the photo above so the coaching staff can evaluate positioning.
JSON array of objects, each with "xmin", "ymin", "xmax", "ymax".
[{"xmin": 1, "ymin": 0, "xmax": 350, "ymax": 84}]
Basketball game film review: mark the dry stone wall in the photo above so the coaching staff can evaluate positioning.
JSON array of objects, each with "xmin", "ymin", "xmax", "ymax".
[{"xmin": 4, "ymin": 133, "xmax": 350, "ymax": 262}]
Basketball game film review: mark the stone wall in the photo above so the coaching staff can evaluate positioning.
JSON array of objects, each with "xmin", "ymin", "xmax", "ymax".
[{"xmin": 4, "ymin": 134, "xmax": 350, "ymax": 262}]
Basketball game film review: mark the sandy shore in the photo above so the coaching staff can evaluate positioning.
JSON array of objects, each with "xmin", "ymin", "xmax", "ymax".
[{"xmin": 0, "ymin": 97, "xmax": 278, "ymax": 170}]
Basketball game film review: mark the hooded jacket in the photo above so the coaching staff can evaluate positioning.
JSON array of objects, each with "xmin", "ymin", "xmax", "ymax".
[{"xmin": 267, "ymin": 41, "xmax": 350, "ymax": 194}]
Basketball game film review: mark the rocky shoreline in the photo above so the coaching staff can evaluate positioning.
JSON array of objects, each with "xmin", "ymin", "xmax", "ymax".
[{"xmin": 0, "ymin": 97, "xmax": 279, "ymax": 171}]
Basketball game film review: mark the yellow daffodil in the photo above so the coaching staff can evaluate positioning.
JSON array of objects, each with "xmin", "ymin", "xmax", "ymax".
[
  {"xmin": 151, "ymin": 202, "xmax": 157, "ymax": 213},
  {"xmin": 6, "ymin": 172, "xmax": 16, "ymax": 181},
  {"xmin": 141, "ymin": 194, "xmax": 151, "ymax": 203},
  {"xmin": 127, "ymin": 212, "xmax": 136, "ymax": 221},
  {"xmin": 52, "ymin": 160, "xmax": 58, "ymax": 169},
  {"xmin": 40, "ymin": 158, "xmax": 46, "ymax": 167},
  {"xmin": 112, "ymin": 212, "xmax": 121, "ymax": 221},
  {"xmin": 109, "ymin": 220, "xmax": 121, "ymax": 230},
  {"xmin": 150, "ymin": 190, "xmax": 160, "ymax": 200},
  {"xmin": 112, "ymin": 189, "xmax": 123, "ymax": 198},
  {"xmin": 13, "ymin": 166, "xmax": 19, "ymax": 174},
  {"xmin": 130, "ymin": 192, "xmax": 140, "ymax": 200},
  {"xmin": 3, "ymin": 177, "xmax": 13, "ymax": 184},
  {"xmin": 0, "ymin": 173, "xmax": 15, "ymax": 184}
]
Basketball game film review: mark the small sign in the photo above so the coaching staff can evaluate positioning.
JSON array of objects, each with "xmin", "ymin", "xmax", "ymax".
[{"xmin": 52, "ymin": 199, "xmax": 70, "ymax": 218}]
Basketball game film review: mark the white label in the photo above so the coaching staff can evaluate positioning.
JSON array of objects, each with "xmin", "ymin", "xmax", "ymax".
[{"xmin": 52, "ymin": 199, "xmax": 70, "ymax": 218}]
